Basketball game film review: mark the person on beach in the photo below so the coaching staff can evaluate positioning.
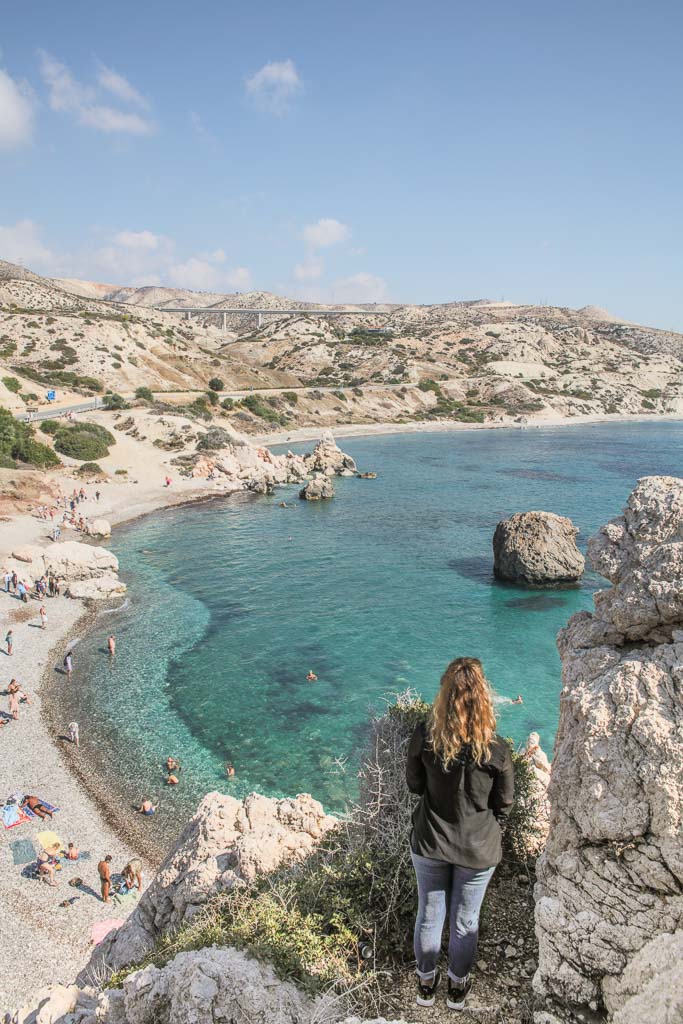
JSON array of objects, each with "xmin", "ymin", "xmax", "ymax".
[
  {"xmin": 138, "ymin": 798, "xmax": 157, "ymax": 816},
  {"xmin": 11, "ymin": 571, "xmax": 18, "ymax": 592},
  {"xmin": 17, "ymin": 581, "xmax": 27, "ymax": 603},
  {"xmin": 8, "ymin": 685, "xmax": 20, "ymax": 720},
  {"xmin": 21, "ymin": 795, "xmax": 53, "ymax": 820},
  {"xmin": 63, "ymin": 651, "xmax": 73, "ymax": 679},
  {"xmin": 66, "ymin": 842, "xmax": 79, "ymax": 860},
  {"xmin": 68, "ymin": 721, "xmax": 80, "ymax": 747},
  {"xmin": 406, "ymin": 657, "xmax": 514, "ymax": 1010},
  {"xmin": 98, "ymin": 854, "xmax": 113, "ymax": 903},
  {"xmin": 107, "ymin": 635, "xmax": 116, "ymax": 656},
  {"xmin": 39, "ymin": 605, "xmax": 48, "ymax": 629},
  {"xmin": 122, "ymin": 858, "xmax": 143, "ymax": 891},
  {"xmin": 3, "ymin": 570, "xmax": 10, "ymax": 592},
  {"xmin": 37, "ymin": 851, "xmax": 58, "ymax": 887},
  {"xmin": 5, "ymin": 629, "xmax": 13, "ymax": 656},
  {"xmin": 95, "ymin": 490, "xmax": 101, "ymax": 502}
]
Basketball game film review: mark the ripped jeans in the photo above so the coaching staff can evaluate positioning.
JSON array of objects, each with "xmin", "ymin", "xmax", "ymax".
[{"xmin": 411, "ymin": 851, "xmax": 495, "ymax": 982}]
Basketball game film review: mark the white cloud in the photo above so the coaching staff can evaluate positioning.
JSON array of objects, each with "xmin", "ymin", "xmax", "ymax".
[
  {"xmin": 168, "ymin": 255, "xmax": 251, "ymax": 292},
  {"xmin": 245, "ymin": 59, "xmax": 302, "ymax": 114},
  {"xmin": 332, "ymin": 272, "xmax": 389, "ymax": 303},
  {"xmin": 294, "ymin": 257, "xmax": 323, "ymax": 281},
  {"xmin": 97, "ymin": 64, "xmax": 149, "ymax": 108},
  {"xmin": 38, "ymin": 51, "xmax": 154, "ymax": 135},
  {"xmin": 301, "ymin": 218, "xmax": 350, "ymax": 248},
  {"xmin": 0, "ymin": 219, "xmax": 55, "ymax": 271},
  {"xmin": 113, "ymin": 230, "xmax": 165, "ymax": 250},
  {"xmin": 0, "ymin": 69, "xmax": 34, "ymax": 149}
]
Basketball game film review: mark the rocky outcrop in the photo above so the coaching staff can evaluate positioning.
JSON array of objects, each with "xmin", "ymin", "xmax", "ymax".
[
  {"xmin": 493, "ymin": 511, "xmax": 585, "ymax": 584},
  {"xmin": 533, "ymin": 476, "xmax": 683, "ymax": 1023},
  {"xmin": 523, "ymin": 732, "xmax": 552, "ymax": 853},
  {"xmin": 7, "ymin": 958, "xmax": 407, "ymax": 1024},
  {"xmin": 174, "ymin": 444, "xmax": 307, "ymax": 494},
  {"xmin": 8, "ymin": 540, "xmax": 126, "ymax": 600},
  {"xmin": 87, "ymin": 518, "xmax": 112, "ymax": 538},
  {"xmin": 304, "ymin": 431, "xmax": 357, "ymax": 476},
  {"xmin": 299, "ymin": 474, "xmax": 335, "ymax": 501},
  {"xmin": 83, "ymin": 791, "xmax": 337, "ymax": 981}
]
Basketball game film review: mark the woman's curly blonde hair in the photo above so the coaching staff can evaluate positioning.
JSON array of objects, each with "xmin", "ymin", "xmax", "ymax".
[{"xmin": 429, "ymin": 657, "xmax": 496, "ymax": 766}]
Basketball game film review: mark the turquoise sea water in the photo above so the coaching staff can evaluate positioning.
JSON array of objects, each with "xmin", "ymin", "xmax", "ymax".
[{"xmin": 59, "ymin": 422, "xmax": 682, "ymax": 834}]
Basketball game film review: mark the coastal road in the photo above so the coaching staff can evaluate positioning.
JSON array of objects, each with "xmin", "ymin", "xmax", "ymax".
[{"xmin": 13, "ymin": 382, "xmax": 418, "ymax": 420}]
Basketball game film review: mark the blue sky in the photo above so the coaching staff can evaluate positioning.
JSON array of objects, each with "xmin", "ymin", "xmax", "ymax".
[{"xmin": 1, "ymin": 0, "xmax": 682, "ymax": 329}]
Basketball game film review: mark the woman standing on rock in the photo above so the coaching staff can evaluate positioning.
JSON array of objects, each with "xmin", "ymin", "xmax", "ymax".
[{"xmin": 406, "ymin": 657, "xmax": 514, "ymax": 1010}]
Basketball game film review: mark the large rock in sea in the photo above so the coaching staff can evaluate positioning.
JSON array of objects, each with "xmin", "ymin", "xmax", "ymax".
[
  {"xmin": 299, "ymin": 475, "xmax": 335, "ymax": 501},
  {"xmin": 493, "ymin": 511, "xmax": 585, "ymax": 584},
  {"xmin": 304, "ymin": 431, "xmax": 356, "ymax": 476},
  {"xmin": 533, "ymin": 476, "xmax": 683, "ymax": 1023}
]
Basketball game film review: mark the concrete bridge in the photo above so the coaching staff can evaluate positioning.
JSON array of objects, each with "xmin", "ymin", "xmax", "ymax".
[{"xmin": 158, "ymin": 306, "xmax": 391, "ymax": 330}]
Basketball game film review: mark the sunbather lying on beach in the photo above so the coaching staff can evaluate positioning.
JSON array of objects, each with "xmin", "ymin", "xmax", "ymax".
[{"xmin": 20, "ymin": 795, "xmax": 53, "ymax": 820}]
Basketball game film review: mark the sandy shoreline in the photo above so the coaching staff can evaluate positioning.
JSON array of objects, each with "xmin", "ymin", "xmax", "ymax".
[
  {"xmin": 255, "ymin": 409, "xmax": 683, "ymax": 446},
  {"xmin": 1, "ymin": 410, "xmax": 682, "ymax": 1012}
]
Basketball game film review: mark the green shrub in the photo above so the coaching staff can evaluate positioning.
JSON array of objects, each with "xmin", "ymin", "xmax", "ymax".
[
  {"xmin": 240, "ymin": 395, "xmax": 288, "ymax": 425},
  {"xmin": 208, "ymin": 377, "xmax": 224, "ymax": 392},
  {"xmin": 220, "ymin": 397, "xmax": 234, "ymax": 411},
  {"xmin": 282, "ymin": 391, "xmax": 299, "ymax": 404},
  {"xmin": 418, "ymin": 379, "xmax": 442, "ymax": 396},
  {"xmin": 39, "ymin": 419, "xmax": 60, "ymax": 435},
  {"xmin": 76, "ymin": 461, "xmax": 104, "ymax": 476},
  {"xmin": 0, "ymin": 406, "xmax": 60, "ymax": 468},
  {"xmin": 54, "ymin": 422, "xmax": 115, "ymax": 461},
  {"xmin": 206, "ymin": 390, "xmax": 219, "ymax": 406},
  {"xmin": 333, "ymin": 390, "xmax": 347, "ymax": 402},
  {"xmin": 135, "ymin": 386, "xmax": 154, "ymax": 402},
  {"xmin": 641, "ymin": 388, "xmax": 661, "ymax": 400},
  {"xmin": 102, "ymin": 392, "xmax": 127, "ymax": 410},
  {"xmin": 188, "ymin": 397, "xmax": 213, "ymax": 421},
  {"xmin": 3, "ymin": 377, "xmax": 21, "ymax": 394}
]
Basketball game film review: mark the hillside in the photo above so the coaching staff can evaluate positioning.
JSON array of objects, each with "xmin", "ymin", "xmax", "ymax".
[{"xmin": 1, "ymin": 259, "xmax": 682, "ymax": 434}]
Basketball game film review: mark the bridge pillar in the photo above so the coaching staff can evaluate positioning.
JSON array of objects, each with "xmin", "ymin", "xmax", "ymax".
[{"xmin": 222, "ymin": 312, "xmax": 227, "ymax": 331}]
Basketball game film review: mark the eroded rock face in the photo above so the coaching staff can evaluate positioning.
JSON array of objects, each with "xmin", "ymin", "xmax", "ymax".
[
  {"xmin": 299, "ymin": 474, "xmax": 335, "ymax": 501},
  {"xmin": 304, "ymin": 431, "xmax": 357, "ymax": 476},
  {"xmin": 82, "ymin": 791, "xmax": 337, "ymax": 981},
  {"xmin": 533, "ymin": 476, "xmax": 683, "ymax": 1023},
  {"xmin": 493, "ymin": 511, "xmax": 585, "ymax": 584},
  {"xmin": 8, "ymin": 540, "xmax": 125, "ymax": 600}
]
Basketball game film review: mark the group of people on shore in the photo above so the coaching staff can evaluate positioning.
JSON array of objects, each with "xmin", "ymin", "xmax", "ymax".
[{"xmin": 34, "ymin": 485, "xmax": 102, "ymax": 539}]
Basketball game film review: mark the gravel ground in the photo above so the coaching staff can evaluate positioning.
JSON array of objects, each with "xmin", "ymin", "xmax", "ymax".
[{"xmin": 0, "ymin": 589, "xmax": 152, "ymax": 1014}]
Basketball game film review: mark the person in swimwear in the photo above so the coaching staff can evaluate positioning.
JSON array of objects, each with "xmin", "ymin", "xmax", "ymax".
[
  {"xmin": 138, "ymin": 798, "xmax": 158, "ymax": 816},
  {"xmin": 307, "ymin": 670, "xmax": 318, "ymax": 682}
]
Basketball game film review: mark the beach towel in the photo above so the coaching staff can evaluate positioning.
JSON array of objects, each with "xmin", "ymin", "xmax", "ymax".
[
  {"xmin": 2, "ymin": 804, "xmax": 29, "ymax": 829},
  {"xmin": 23, "ymin": 799, "xmax": 59, "ymax": 819},
  {"xmin": 10, "ymin": 838, "xmax": 36, "ymax": 864},
  {"xmin": 36, "ymin": 830, "xmax": 64, "ymax": 853},
  {"xmin": 90, "ymin": 919, "xmax": 124, "ymax": 945},
  {"xmin": 112, "ymin": 888, "xmax": 140, "ymax": 910}
]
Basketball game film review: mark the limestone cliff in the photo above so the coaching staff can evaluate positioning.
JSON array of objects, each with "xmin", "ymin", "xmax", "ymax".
[{"xmin": 534, "ymin": 476, "xmax": 683, "ymax": 1024}]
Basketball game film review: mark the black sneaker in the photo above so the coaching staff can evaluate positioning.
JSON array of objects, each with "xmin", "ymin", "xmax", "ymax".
[
  {"xmin": 446, "ymin": 976, "xmax": 472, "ymax": 1010},
  {"xmin": 416, "ymin": 968, "xmax": 440, "ymax": 1006}
]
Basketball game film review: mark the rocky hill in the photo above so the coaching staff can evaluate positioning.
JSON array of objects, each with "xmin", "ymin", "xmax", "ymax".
[{"xmin": 1, "ymin": 259, "xmax": 682, "ymax": 432}]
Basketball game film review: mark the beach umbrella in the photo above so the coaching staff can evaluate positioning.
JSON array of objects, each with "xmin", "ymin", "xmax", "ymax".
[{"xmin": 36, "ymin": 830, "xmax": 63, "ymax": 854}]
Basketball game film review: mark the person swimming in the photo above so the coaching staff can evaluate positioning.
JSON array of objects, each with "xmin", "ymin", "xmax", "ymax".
[{"xmin": 306, "ymin": 670, "xmax": 318, "ymax": 682}]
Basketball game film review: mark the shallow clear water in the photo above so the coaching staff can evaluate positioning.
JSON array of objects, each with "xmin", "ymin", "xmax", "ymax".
[{"xmin": 60, "ymin": 422, "xmax": 682, "ymax": 830}]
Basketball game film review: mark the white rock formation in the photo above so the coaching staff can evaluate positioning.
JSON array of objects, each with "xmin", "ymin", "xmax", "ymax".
[
  {"xmin": 304, "ymin": 431, "xmax": 357, "ymax": 476},
  {"xmin": 8, "ymin": 540, "xmax": 125, "ymax": 600},
  {"xmin": 493, "ymin": 511, "xmax": 585, "ymax": 584},
  {"xmin": 299, "ymin": 474, "xmax": 335, "ymax": 500},
  {"xmin": 533, "ymin": 476, "xmax": 683, "ymax": 1023},
  {"xmin": 87, "ymin": 518, "xmax": 112, "ymax": 538},
  {"xmin": 83, "ymin": 791, "xmax": 337, "ymax": 980}
]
